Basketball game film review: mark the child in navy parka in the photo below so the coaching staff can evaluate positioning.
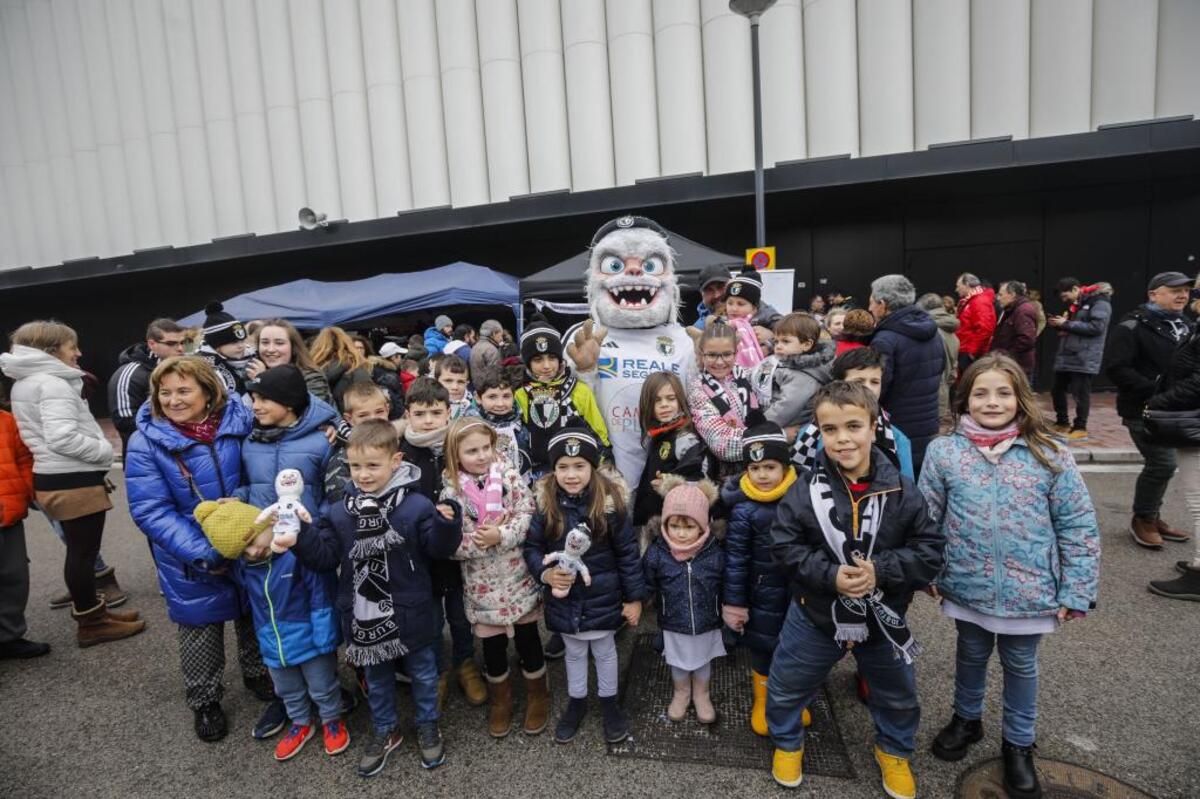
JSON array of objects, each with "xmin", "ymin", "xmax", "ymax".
[{"xmin": 642, "ymin": 476, "xmax": 724, "ymax": 725}]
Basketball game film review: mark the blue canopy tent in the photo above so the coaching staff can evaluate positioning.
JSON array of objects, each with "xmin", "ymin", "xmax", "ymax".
[{"xmin": 179, "ymin": 262, "xmax": 520, "ymax": 329}]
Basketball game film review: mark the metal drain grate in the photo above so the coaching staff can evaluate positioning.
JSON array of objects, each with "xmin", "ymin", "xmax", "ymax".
[
  {"xmin": 608, "ymin": 633, "xmax": 855, "ymax": 777},
  {"xmin": 957, "ymin": 758, "xmax": 1158, "ymax": 799}
]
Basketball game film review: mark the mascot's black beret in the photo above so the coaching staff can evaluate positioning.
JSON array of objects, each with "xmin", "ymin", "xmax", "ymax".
[{"xmin": 589, "ymin": 215, "xmax": 670, "ymax": 248}]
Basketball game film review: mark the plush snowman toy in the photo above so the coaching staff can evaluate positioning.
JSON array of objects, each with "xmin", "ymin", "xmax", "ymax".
[
  {"xmin": 566, "ymin": 215, "xmax": 697, "ymax": 487},
  {"xmin": 255, "ymin": 469, "xmax": 312, "ymax": 554},
  {"xmin": 541, "ymin": 522, "xmax": 593, "ymax": 599}
]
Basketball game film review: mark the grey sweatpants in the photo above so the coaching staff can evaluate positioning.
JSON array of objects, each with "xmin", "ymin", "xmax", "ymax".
[
  {"xmin": 0, "ymin": 523, "xmax": 30, "ymax": 643},
  {"xmin": 562, "ymin": 632, "xmax": 618, "ymax": 699}
]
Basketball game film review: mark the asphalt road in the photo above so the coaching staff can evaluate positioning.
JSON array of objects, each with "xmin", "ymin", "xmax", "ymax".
[{"xmin": 1, "ymin": 468, "xmax": 1197, "ymax": 799}]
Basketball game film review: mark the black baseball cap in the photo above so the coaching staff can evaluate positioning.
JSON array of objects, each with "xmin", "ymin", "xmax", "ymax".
[
  {"xmin": 698, "ymin": 263, "xmax": 733, "ymax": 291},
  {"xmin": 1148, "ymin": 271, "xmax": 1193, "ymax": 290}
]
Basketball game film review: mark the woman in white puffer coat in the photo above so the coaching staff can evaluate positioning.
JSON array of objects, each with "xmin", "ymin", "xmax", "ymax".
[{"xmin": 0, "ymin": 321, "xmax": 144, "ymax": 647}]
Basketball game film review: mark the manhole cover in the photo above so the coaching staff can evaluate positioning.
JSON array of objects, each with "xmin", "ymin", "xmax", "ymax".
[
  {"xmin": 958, "ymin": 758, "xmax": 1158, "ymax": 799},
  {"xmin": 608, "ymin": 633, "xmax": 855, "ymax": 778}
]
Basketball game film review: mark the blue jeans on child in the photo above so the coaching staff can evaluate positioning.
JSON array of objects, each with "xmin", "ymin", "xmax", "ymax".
[
  {"xmin": 953, "ymin": 619, "xmax": 1042, "ymax": 747},
  {"xmin": 767, "ymin": 603, "xmax": 920, "ymax": 756},
  {"xmin": 269, "ymin": 651, "xmax": 342, "ymax": 726},
  {"xmin": 363, "ymin": 644, "xmax": 439, "ymax": 735}
]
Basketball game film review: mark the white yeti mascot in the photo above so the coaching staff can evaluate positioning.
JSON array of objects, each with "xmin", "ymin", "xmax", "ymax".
[{"xmin": 565, "ymin": 215, "xmax": 697, "ymax": 487}]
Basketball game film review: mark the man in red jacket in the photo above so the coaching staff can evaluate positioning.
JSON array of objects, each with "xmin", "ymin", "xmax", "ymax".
[{"xmin": 955, "ymin": 273, "xmax": 997, "ymax": 374}]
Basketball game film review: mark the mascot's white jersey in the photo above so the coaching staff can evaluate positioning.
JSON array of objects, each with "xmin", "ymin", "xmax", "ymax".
[{"xmin": 567, "ymin": 321, "xmax": 696, "ymax": 486}]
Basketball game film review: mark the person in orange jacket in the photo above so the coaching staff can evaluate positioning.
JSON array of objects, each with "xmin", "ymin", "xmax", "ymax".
[{"xmin": 0, "ymin": 406, "xmax": 50, "ymax": 659}]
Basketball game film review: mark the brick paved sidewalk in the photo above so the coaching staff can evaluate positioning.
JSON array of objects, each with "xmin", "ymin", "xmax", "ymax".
[{"xmin": 1036, "ymin": 391, "xmax": 1142, "ymax": 463}]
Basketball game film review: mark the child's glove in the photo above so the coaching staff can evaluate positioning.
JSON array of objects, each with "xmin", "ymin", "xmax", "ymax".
[{"xmin": 722, "ymin": 604, "xmax": 749, "ymax": 632}]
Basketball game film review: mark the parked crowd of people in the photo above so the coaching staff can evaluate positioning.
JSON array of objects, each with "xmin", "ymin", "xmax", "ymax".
[{"xmin": 2, "ymin": 219, "xmax": 1198, "ymax": 797}]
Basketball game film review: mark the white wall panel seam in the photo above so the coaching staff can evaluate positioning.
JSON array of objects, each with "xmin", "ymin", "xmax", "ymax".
[
  {"xmin": 476, "ymin": 0, "xmax": 531, "ymax": 202},
  {"xmin": 397, "ymin": 0, "xmax": 451, "ymax": 208},
  {"xmin": 561, "ymin": 0, "xmax": 616, "ymax": 191},
  {"xmin": 322, "ymin": 0, "xmax": 378, "ymax": 219},
  {"xmin": 359, "ymin": 0, "xmax": 413, "ymax": 213},
  {"xmin": 222, "ymin": 0, "xmax": 278, "ymax": 234}
]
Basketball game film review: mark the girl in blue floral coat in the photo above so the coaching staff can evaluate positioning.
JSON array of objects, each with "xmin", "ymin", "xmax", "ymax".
[{"xmin": 918, "ymin": 353, "xmax": 1100, "ymax": 799}]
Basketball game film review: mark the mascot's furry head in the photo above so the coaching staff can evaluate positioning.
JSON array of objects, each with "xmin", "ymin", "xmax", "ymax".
[{"xmin": 586, "ymin": 215, "xmax": 680, "ymax": 329}]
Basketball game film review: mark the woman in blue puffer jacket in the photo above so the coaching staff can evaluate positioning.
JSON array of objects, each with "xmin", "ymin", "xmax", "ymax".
[
  {"xmin": 124, "ymin": 356, "xmax": 272, "ymax": 743},
  {"xmin": 642, "ymin": 477, "xmax": 724, "ymax": 725}
]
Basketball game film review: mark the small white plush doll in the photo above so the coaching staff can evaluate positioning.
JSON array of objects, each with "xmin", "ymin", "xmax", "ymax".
[
  {"xmin": 542, "ymin": 522, "xmax": 593, "ymax": 599},
  {"xmin": 256, "ymin": 469, "xmax": 312, "ymax": 554}
]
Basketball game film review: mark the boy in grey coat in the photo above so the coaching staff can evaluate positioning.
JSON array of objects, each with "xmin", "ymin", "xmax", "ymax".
[{"xmin": 753, "ymin": 314, "xmax": 834, "ymax": 434}]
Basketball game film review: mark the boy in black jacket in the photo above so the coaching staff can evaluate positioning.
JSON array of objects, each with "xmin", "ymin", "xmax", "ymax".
[
  {"xmin": 287, "ymin": 419, "xmax": 462, "ymax": 776},
  {"xmin": 398, "ymin": 378, "xmax": 485, "ymax": 706},
  {"xmin": 767, "ymin": 381, "xmax": 943, "ymax": 795}
]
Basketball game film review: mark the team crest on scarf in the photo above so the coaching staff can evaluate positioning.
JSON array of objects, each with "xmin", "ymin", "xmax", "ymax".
[{"xmin": 656, "ymin": 336, "xmax": 675, "ymax": 356}]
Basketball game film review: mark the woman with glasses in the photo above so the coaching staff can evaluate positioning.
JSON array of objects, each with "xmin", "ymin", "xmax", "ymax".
[{"xmin": 687, "ymin": 322, "xmax": 767, "ymax": 477}]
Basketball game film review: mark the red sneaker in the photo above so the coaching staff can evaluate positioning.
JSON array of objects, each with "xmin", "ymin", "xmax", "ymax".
[
  {"xmin": 274, "ymin": 723, "xmax": 314, "ymax": 761},
  {"xmin": 323, "ymin": 719, "xmax": 350, "ymax": 755}
]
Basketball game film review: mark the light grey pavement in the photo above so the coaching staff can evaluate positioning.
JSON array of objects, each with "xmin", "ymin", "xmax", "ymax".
[{"xmin": 1, "ymin": 470, "xmax": 1197, "ymax": 799}]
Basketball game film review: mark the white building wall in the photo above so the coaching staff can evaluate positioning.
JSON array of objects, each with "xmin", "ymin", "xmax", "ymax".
[{"xmin": 0, "ymin": 0, "xmax": 1195, "ymax": 269}]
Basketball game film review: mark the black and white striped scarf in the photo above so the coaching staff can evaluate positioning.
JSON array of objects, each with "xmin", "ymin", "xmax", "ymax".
[
  {"xmin": 344, "ymin": 477, "xmax": 409, "ymax": 666},
  {"xmin": 808, "ymin": 462, "xmax": 919, "ymax": 664}
]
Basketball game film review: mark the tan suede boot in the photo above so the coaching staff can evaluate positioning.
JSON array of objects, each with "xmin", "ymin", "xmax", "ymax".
[
  {"xmin": 93, "ymin": 567, "xmax": 129, "ymax": 608},
  {"xmin": 692, "ymin": 672, "xmax": 716, "ymax": 724},
  {"xmin": 522, "ymin": 668, "xmax": 550, "ymax": 735},
  {"xmin": 667, "ymin": 674, "xmax": 691, "ymax": 722},
  {"xmin": 104, "ymin": 606, "xmax": 141, "ymax": 623},
  {"xmin": 487, "ymin": 673, "xmax": 513, "ymax": 738},
  {"xmin": 458, "ymin": 659, "xmax": 488, "ymax": 706},
  {"xmin": 74, "ymin": 601, "xmax": 146, "ymax": 648}
]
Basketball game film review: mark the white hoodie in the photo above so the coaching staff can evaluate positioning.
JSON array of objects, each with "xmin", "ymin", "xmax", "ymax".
[{"xmin": 0, "ymin": 345, "xmax": 113, "ymax": 474}]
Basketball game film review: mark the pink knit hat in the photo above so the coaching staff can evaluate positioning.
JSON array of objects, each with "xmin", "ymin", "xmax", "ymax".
[{"xmin": 661, "ymin": 483, "xmax": 711, "ymax": 535}]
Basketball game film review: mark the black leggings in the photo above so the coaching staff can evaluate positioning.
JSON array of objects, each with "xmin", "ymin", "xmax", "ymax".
[
  {"xmin": 61, "ymin": 511, "xmax": 106, "ymax": 613},
  {"xmin": 481, "ymin": 621, "xmax": 545, "ymax": 678}
]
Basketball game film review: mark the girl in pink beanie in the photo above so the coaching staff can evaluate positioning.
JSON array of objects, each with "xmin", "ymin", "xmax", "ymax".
[{"xmin": 642, "ymin": 476, "xmax": 724, "ymax": 724}]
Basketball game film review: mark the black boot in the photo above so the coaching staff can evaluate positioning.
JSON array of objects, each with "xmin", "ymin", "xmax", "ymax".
[
  {"xmin": 599, "ymin": 696, "xmax": 629, "ymax": 743},
  {"xmin": 1148, "ymin": 567, "xmax": 1200, "ymax": 602},
  {"xmin": 193, "ymin": 703, "xmax": 228, "ymax": 742},
  {"xmin": 1001, "ymin": 740, "xmax": 1042, "ymax": 799},
  {"xmin": 554, "ymin": 697, "xmax": 588, "ymax": 744},
  {"xmin": 930, "ymin": 713, "xmax": 983, "ymax": 761}
]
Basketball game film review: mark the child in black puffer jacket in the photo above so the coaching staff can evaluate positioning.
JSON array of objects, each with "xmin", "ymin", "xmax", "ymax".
[
  {"xmin": 522, "ymin": 426, "xmax": 645, "ymax": 746},
  {"xmin": 643, "ymin": 476, "xmax": 724, "ymax": 724}
]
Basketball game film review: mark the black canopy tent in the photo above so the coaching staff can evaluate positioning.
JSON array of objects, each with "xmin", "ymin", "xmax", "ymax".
[{"xmin": 519, "ymin": 230, "xmax": 741, "ymax": 329}]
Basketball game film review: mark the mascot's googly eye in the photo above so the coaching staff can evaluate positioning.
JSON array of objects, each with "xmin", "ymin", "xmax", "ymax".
[
  {"xmin": 642, "ymin": 256, "xmax": 664, "ymax": 275},
  {"xmin": 600, "ymin": 257, "xmax": 624, "ymax": 275}
]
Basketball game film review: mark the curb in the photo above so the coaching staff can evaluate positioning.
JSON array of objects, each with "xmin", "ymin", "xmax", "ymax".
[{"xmin": 1070, "ymin": 448, "xmax": 1142, "ymax": 464}]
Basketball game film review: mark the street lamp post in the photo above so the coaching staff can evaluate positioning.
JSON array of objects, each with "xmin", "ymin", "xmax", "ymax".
[{"xmin": 730, "ymin": 0, "xmax": 776, "ymax": 248}]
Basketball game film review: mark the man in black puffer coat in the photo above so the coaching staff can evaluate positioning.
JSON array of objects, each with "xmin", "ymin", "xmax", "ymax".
[
  {"xmin": 1107, "ymin": 271, "xmax": 1196, "ymax": 549},
  {"xmin": 867, "ymin": 275, "xmax": 945, "ymax": 474}
]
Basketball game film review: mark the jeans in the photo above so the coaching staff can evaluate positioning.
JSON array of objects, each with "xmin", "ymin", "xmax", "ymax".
[
  {"xmin": 363, "ymin": 643, "xmax": 439, "ymax": 734},
  {"xmin": 432, "ymin": 588, "xmax": 475, "ymax": 671},
  {"xmin": 44, "ymin": 511, "xmax": 107, "ymax": 573},
  {"xmin": 766, "ymin": 603, "xmax": 919, "ymax": 756},
  {"xmin": 269, "ymin": 652, "xmax": 342, "ymax": 727},
  {"xmin": 1124, "ymin": 418, "xmax": 1178, "ymax": 517},
  {"xmin": 1051, "ymin": 372, "xmax": 1093, "ymax": 429},
  {"xmin": 953, "ymin": 620, "xmax": 1041, "ymax": 747}
]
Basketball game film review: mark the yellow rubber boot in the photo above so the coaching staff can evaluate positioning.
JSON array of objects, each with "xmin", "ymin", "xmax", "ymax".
[
  {"xmin": 772, "ymin": 747, "xmax": 803, "ymax": 788},
  {"xmin": 750, "ymin": 671, "xmax": 769, "ymax": 736},
  {"xmin": 875, "ymin": 746, "xmax": 917, "ymax": 799}
]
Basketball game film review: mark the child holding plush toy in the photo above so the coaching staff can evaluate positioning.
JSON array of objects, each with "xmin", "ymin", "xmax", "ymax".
[
  {"xmin": 523, "ymin": 426, "xmax": 645, "ymax": 746},
  {"xmin": 642, "ymin": 477, "xmax": 725, "ymax": 725},
  {"xmin": 231, "ymin": 519, "xmax": 346, "ymax": 762},
  {"xmin": 437, "ymin": 418, "xmax": 545, "ymax": 739}
]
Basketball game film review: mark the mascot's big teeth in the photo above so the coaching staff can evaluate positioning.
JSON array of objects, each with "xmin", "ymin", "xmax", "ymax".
[{"xmin": 608, "ymin": 285, "xmax": 657, "ymax": 308}]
